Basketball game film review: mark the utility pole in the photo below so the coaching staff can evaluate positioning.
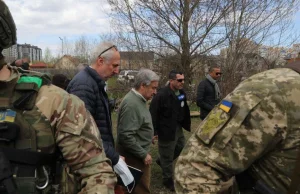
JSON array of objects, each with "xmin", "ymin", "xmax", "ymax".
[{"xmin": 59, "ymin": 37, "xmax": 63, "ymax": 56}]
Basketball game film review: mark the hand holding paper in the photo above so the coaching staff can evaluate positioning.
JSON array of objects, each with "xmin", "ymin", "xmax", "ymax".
[{"xmin": 113, "ymin": 157, "xmax": 134, "ymax": 186}]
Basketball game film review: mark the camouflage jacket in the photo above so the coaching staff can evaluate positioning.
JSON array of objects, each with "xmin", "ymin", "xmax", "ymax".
[
  {"xmin": 175, "ymin": 68, "xmax": 300, "ymax": 194},
  {"xmin": 1, "ymin": 66, "xmax": 116, "ymax": 194}
]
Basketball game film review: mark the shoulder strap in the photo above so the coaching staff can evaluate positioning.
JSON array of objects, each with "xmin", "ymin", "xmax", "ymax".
[
  {"xmin": 12, "ymin": 73, "xmax": 51, "ymax": 110},
  {"xmin": 19, "ymin": 70, "xmax": 52, "ymax": 86},
  {"xmin": 288, "ymin": 148, "xmax": 300, "ymax": 194}
]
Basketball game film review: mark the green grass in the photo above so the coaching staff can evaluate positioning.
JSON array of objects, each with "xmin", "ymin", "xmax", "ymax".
[
  {"xmin": 188, "ymin": 102, "xmax": 199, "ymax": 112},
  {"xmin": 111, "ymin": 112, "xmax": 200, "ymax": 194}
]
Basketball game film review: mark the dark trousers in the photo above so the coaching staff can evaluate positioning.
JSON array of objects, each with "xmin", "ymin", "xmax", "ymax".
[
  {"xmin": 117, "ymin": 147, "xmax": 151, "ymax": 194},
  {"xmin": 158, "ymin": 125, "xmax": 185, "ymax": 181}
]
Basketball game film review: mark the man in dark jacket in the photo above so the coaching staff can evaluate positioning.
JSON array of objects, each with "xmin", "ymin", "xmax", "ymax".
[
  {"xmin": 149, "ymin": 70, "xmax": 191, "ymax": 191},
  {"xmin": 67, "ymin": 42, "xmax": 133, "ymax": 189},
  {"xmin": 196, "ymin": 65, "xmax": 222, "ymax": 120}
]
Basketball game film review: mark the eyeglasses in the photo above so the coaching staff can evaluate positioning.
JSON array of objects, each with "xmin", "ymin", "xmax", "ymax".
[
  {"xmin": 98, "ymin": 45, "xmax": 118, "ymax": 57},
  {"xmin": 176, "ymin": 79, "xmax": 184, "ymax": 83},
  {"xmin": 216, "ymin": 72, "xmax": 222, "ymax": 76}
]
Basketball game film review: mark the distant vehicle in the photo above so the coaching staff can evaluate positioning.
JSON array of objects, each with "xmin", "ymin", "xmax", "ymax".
[
  {"xmin": 126, "ymin": 71, "xmax": 138, "ymax": 81},
  {"xmin": 118, "ymin": 70, "xmax": 139, "ymax": 83}
]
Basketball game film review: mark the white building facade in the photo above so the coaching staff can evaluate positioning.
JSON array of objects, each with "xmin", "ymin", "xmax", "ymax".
[{"xmin": 3, "ymin": 43, "xmax": 42, "ymax": 62}]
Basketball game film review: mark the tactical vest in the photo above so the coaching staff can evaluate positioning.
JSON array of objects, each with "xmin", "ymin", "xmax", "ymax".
[{"xmin": 0, "ymin": 69, "xmax": 67, "ymax": 194}]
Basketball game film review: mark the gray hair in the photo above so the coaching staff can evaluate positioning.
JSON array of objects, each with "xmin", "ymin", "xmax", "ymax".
[
  {"xmin": 91, "ymin": 42, "xmax": 118, "ymax": 64},
  {"xmin": 134, "ymin": 69, "xmax": 160, "ymax": 89}
]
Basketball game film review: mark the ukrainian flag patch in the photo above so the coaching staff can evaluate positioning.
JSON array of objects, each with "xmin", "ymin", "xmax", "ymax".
[
  {"xmin": 219, "ymin": 100, "xmax": 232, "ymax": 113},
  {"xmin": 0, "ymin": 109, "xmax": 17, "ymax": 122}
]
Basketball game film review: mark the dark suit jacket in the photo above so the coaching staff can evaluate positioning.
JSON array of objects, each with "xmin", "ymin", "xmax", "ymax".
[
  {"xmin": 150, "ymin": 86, "xmax": 191, "ymax": 141},
  {"xmin": 196, "ymin": 78, "xmax": 220, "ymax": 120}
]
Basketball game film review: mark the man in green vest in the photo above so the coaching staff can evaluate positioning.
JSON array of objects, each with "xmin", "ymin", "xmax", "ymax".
[{"xmin": 0, "ymin": 0, "xmax": 116, "ymax": 193}]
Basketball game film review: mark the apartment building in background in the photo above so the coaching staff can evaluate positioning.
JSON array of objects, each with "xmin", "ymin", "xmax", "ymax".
[{"xmin": 2, "ymin": 43, "xmax": 42, "ymax": 62}]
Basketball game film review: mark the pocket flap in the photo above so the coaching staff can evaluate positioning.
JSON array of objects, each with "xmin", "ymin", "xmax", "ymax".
[
  {"xmin": 196, "ymin": 96, "xmax": 262, "ymax": 147},
  {"xmin": 196, "ymin": 107, "xmax": 230, "ymax": 144},
  {"xmin": 216, "ymin": 98, "xmax": 261, "ymax": 149}
]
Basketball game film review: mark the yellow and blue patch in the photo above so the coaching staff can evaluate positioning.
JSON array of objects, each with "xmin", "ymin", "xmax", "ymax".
[
  {"xmin": 0, "ymin": 109, "xmax": 17, "ymax": 122},
  {"xmin": 219, "ymin": 100, "xmax": 232, "ymax": 113}
]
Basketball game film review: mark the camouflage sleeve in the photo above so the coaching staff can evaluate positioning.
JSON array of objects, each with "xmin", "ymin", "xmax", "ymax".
[
  {"xmin": 174, "ymin": 75, "xmax": 286, "ymax": 193},
  {"xmin": 36, "ymin": 85, "xmax": 116, "ymax": 194}
]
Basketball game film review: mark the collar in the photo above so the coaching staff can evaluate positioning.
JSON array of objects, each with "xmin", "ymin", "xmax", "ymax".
[
  {"xmin": 131, "ymin": 88, "xmax": 147, "ymax": 102},
  {"xmin": 85, "ymin": 66, "xmax": 106, "ymax": 90},
  {"xmin": 206, "ymin": 74, "xmax": 217, "ymax": 85},
  {"xmin": 166, "ymin": 85, "xmax": 184, "ymax": 97}
]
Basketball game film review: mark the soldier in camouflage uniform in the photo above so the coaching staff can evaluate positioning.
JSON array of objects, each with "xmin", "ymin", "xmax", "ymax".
[
  {"xmin": 0, "ymin": 1, "xmax": 116, "ymax": 193},
  {"xmin": 174, "ymin": 62, "xmax": 300, "ymax": 194}
]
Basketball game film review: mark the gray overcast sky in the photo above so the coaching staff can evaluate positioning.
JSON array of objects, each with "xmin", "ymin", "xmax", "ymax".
[
  {"xmin": 5, "ymin": 0, "xmax": 112, "ymax": 55},
  {"xmin": 4, "ymin": 0, "xmax": 300, "ymax": 56}
]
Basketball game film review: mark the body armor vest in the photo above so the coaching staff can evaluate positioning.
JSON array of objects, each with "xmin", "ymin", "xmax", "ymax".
[{"xmin": 0, "ymin": 69, "xmax": 63, "ymax": 194}]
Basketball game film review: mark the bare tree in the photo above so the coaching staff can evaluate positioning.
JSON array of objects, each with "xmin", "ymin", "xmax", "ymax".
[
  {"xmin": 73, "ymin": 35, "xmax": 90, "ymax": 62},
  {"xmin": 43, "ymin": 47, "xmax": 54, "ymax": 63},
  {"xmin": 108, "ymin": 0, "xmax": 299, "ymax": 94},
  {"xmin": 108, "ymin": 0, "xmax": 233, "ymax": 84},
  {"xmin": 72, "ymin": 35, "xmax": 100, "ymax": 64},
  {"xmin": 220, "ymin": 0, "xmax": 300, "ymax": 95},
  {"xmin": 58, "ymin": 35, "xmax": 101, "ymax": 65}
]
